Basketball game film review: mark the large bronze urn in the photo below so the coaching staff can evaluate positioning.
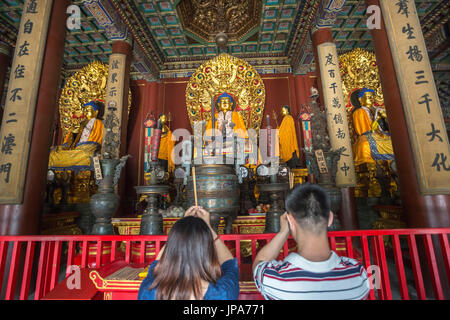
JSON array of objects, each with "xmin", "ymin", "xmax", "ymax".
[
  {"xmin": 90, "ymin": 156, "xmax": 129, "ymax": 235},
  {"xmin": 186, "ymin": 164, "xmax": 239, "ymax": 233}
]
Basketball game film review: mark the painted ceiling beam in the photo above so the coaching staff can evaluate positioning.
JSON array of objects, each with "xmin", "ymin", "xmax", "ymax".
[
  {"xmin": 82, "ymin": 0, "xmax": 160, "ymax": 80},
  {"xmin": 292, "ymin": 0, "xmax": 346, "ymax": 74}
]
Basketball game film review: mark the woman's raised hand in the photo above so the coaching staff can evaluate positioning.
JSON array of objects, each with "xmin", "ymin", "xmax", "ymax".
[{"xmin": 184, "ymin": 206, "xmax": 199, "ymax": 218}]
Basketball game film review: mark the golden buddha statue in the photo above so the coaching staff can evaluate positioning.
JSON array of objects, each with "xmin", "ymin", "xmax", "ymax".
[
  {"xmin": 205, "ymin": 93, "xmax": 247, "ymax": 139},
  {"xmin": 278, "ymin": 105, "xmax": 300, "ymax": 166},
  {"xmin": 352, "ymin": 88, "xmax": 394, "ymax": 166},
  {"xmin": 49, "ymin": 100, "xmax": 104, "ymax": 170},
  {"xmin": 157, "ymin": 113, "xmax": 175, "ymax": 173}
]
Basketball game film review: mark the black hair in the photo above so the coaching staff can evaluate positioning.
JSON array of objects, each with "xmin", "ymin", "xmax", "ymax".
[
  {"xmin": 94, "ymin": 101, "xmax": 105, "ymax": 120},
  {"xmin": 285, "ymin": 183, "xmax": 330, "ymax": 232},
  {"xmin": 282, "ymin": 105, "xmax": 290, "ymax": 113}
]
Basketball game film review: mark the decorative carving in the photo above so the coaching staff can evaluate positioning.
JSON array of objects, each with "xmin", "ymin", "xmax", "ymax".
[
  {"xmin": 176, "ymin": 0, "xmax": 262, "ymax": 42},
  {"xmin": 339, "ymin": 48, "xmax": 384, "ymax": 108},
  {"xmin": 314, "ymin": 0, "xmax": 346, "ymax": 30},
  {"xmin": 186, "ymin": 53, "xmax": 265, "ymax": 131},
  {"xmin": 83, "ymin": 0, "xmax": 128, "ymax": 41}
]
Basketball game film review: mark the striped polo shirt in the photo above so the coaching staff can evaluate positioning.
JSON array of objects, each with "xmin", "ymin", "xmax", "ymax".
[{"xmin": 253, "ymin": 251, "xmax": 370, "ymax": 300}]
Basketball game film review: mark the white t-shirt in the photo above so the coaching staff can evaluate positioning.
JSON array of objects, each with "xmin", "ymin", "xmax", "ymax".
[{"xmin": 253, "ymin": 251, "xmax": 370, "ymax": 300}]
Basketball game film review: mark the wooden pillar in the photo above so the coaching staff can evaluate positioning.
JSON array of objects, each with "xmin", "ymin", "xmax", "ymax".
[
  {"xmin": 105, "ymin": 40, "xmax": 132, "ymax": 218},
  {"xmin": 111, "ymin": 40, "xmax": 132, "ymax": 157},
  {"xmin": 366, "ymin": 0, "xmax": 450, "ymax": 228},
  {"xmin": 0, "ymin": 42, "xmax": 11, "ymax": 125},
  {"xmin": 311, "ymin": 26, "xmax": 359, "ymax": 230},
  {"xmin": 311, "ymin": 28, "xmax": 331, "ymax": 108},
  {"xmin": 0, "ymin": 0, "xmax": 71, "ymax": 235}
]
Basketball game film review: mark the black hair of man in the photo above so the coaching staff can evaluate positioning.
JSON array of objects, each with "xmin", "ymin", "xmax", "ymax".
[{"xmin": 285, "ymin": 183, "xmax": 331, "ymax": 233}]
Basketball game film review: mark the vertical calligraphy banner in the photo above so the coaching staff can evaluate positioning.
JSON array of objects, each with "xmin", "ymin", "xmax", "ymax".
[
  {"xmin": 0, "ymin": 0, "xmax": 53, "ymax": 204},
  {"xmin": 380, "ymin": 0, "xmax": 450, "ymax": 194},
  {"xmin": 317, "ymin": 42, "xmax": 356, "ymax": 187},
  {"xmin": 102, "ymin": 53, "xmax": 127, "ymax": 159}
]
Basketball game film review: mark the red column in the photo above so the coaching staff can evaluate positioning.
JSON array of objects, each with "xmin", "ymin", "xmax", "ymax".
[
  {"xmin": 157, "ymin": 82, "xmax": 164, "ymax": 116},
  {"xmin": 311, "ymin": 28, "xmax": 333, "ymax": 108},
  {"xmin": 366, "ymin": 0, "xmax": 450, "ymax": 228},
  {"xmin": 125, "ymin": 80, "xmax": 147, "ymax": 214},
  {"xmin": 112, "ymin": 40, "xmax": 132, "ymax": 157},
  {"xmin": 148, "ymin": 81, "xmax": 159, "ymax": 118},
  {"xmin": 0, "ymin": 0, "xmax": 71, "ymax": 235},
  {"xmin": 294, "ymin": 75, "xmax": 306, "ymax": 107},
  {"xmin": 312, "ymin": 27, "xmax": 359, "ymax": 230},
  {"xmin": 111, "ymin": 40, "xmax": 132, "ymax": 217},
  {"xmin": 0, "ymin": 42, "xmax": 11, "ymax": 125},
  {"xmin": 288, "ymin": 74, "xmax": 298, "ymax": 114}
]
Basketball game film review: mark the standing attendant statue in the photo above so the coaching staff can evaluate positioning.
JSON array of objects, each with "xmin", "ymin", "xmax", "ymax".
[
  {"xmin": 156, "ymin": 113, "xmax": 175, "ymax": 173},
  {"xmin": 278, "ymin": 105, "xmax": 300, "ymax": 168}
]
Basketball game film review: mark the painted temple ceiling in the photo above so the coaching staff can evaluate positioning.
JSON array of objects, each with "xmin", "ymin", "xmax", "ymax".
[{"xmin": 0, "ymin": 0, "xmax": 448, "ymax": 107}]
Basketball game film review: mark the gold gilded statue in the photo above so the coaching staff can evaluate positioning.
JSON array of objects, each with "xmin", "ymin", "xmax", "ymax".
[
  {"xmin": 278, "ymin": 105, "xmax": 300, "ymax": 166},
  {"xmin": 49, "ymin": 100, "xmax": 104, "ymax": 170},
  {"xmin": 205, "ymin": 93, "xmax": 248, "ymax": 139},
  {"xmin": 352, "ymin": 88, "xmax": 394, "ymax": 166},
  {"xmin": 157, "ymin": 113, "xmax": 175, "ymax": 173}
]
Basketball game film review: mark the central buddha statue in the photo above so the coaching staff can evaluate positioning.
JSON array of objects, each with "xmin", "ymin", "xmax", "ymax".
[
  {"xmin": 204, "ymin": 93, "xmax": 248, "ymax": 156},
  {"xmin": 49, "ymin": 100, "xmax": 104, "ymax": 170},
  {"xmin": 205, "ymin": 93, "xmax": 247, "ymax": 137},
  {"xmin": 352, "ymin": 88, "xmax": 394, "ymax": 166}
]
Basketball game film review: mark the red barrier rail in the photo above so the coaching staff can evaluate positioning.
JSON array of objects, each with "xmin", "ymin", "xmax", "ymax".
[{"xmin": 0, "ymin": 228, "xmax": 449, "ymax": 300}]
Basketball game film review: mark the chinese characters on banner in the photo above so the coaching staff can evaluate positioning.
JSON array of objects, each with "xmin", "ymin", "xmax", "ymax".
[
  {"xmin": 102, "ymin": 53, "xmax": 127, "ymax": 159},
  {"xmin": 0, "ymin": 0, "xmax": 53, "ymax": 204},
  {"xmin": 317, "ymin": 42, "xmax": 357, "ymax": 187},
  {"xmin": 380, "ymin": 0, "xmax": 450, "ymax": 194}
]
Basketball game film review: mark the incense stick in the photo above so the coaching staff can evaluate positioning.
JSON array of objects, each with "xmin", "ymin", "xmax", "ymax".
[
  {"xmin": 289, "ymin": 172, "xmax": 294, "ymax": 189},
  {"xmin": 192, "ymin": 166, "xmax": 198, "ymax": 206}
]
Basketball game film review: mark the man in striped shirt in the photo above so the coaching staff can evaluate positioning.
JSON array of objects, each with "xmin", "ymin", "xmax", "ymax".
[{"xmin": 253, "ymin": 183, "xmax": 370, "ymax": 300}]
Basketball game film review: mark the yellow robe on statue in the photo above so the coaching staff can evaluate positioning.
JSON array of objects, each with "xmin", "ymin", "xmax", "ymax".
[
  {"xmin": 202, "ymin": 111, "xmax": 248, "ymax": 158},
  {"xmin": 352, "ymin": 107, "xmax": 394, "ymax": 166},
  {"xmin": 48, "ymin": 118, "xmax": 104, "ymax": 170},
  {"xmin": 205, "ymin": 111, "xmax": 248, "ymax": 139},
  {"xmin": 158, "ymin": 130, "xmax": 175, "ymax": 173},
  {"xmin": 278, "ymin": 114, "xmax": 300, "ymax": 163}
]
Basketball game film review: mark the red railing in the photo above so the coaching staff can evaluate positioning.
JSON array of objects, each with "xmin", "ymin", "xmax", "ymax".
[{"xmin": 0, "ymin": 228, "xmax": 449, "ymax": 300}]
